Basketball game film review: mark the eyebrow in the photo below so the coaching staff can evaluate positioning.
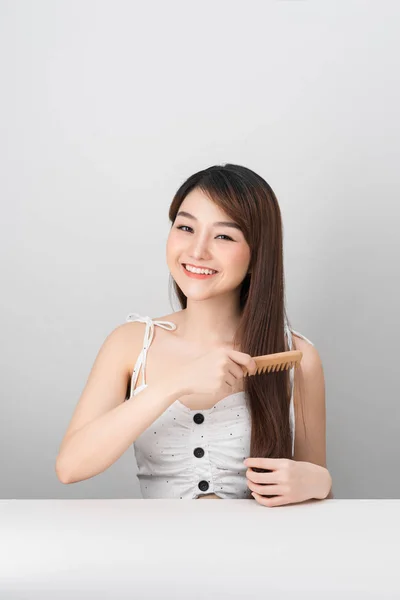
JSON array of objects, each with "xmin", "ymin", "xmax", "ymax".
[{"xmin": 176, "ymin": 211, "xmax": 242, "ymax": 231}]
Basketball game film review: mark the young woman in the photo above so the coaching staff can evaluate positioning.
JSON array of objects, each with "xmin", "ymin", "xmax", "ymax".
[{"xmin": 56, "ymin": 164, "xmax": 333, "ymax": 505}]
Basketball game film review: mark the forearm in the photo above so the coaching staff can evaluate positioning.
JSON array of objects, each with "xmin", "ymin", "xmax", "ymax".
[{"xmin": 56, "ymin": 378, "xmax": 185, "ymax": 484}]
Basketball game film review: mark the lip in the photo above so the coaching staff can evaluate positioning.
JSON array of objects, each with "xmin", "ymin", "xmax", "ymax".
[
  {"xmin": 182, "ymin": 262, "xmax": 218, "ymax": 272},
  {"xmin": 181, "ymin": 263, "xmax": 219, "ymax": 279}
]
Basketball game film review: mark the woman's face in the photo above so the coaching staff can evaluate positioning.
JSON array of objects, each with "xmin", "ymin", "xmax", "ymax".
[{"xmin": 166, "ymin": 188, "xmax": 251, "ymax": 301}]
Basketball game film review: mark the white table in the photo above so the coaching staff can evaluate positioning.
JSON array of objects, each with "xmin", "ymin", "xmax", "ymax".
[{"xmin": 1, "ymin": 499, "xmax": 399, "ymax": 599}]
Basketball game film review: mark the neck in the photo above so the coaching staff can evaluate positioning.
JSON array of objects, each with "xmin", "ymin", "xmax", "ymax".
[{"xmin": 177, "ymin": 297, "xmax": 242, "ymax": 346}]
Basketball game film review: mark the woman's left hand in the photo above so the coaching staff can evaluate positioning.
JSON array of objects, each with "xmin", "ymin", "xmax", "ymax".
[{"xmin": 244, "ymin": 457, "xmax": 332, "ymax": 507}]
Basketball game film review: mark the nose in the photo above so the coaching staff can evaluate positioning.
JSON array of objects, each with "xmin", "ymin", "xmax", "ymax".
[{"xmin": 188, "ymin": 232, "xmax": 212, "ymax": 260}]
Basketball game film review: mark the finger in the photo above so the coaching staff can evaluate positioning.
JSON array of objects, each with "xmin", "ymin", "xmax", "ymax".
[
  {"xmin": 246, "ymin": 468, "xmax": 277, "ymax": 484},
  {"xmin": 244, "ymin": 457, "xmax": 285, "ymax": 471},
  {"xmin": 251, "ymin": 491, "xmax": 291, "ymax": 507},
  {"xmin": 227, "ymin": 361, "xmax": 245, "ymax": 381},
  {"xmin": 247, "ymin": 479, "xmax": 284, "ymax": 496},
  {"xmin": 227, "ymin": 350, "xmax": 257, "ymax": 374},
  {"xmin": 245, "ymin": 356, "xmax": 258, "ymax": 375},
  {"xmin": 241, "ymin": 365, "xmax": 249, "ymax": 376},
  {"xmin": 224, "ymin": 373, "xmax": 236, "ymax": 388}
]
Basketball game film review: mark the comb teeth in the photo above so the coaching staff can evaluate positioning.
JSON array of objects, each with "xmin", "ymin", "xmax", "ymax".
[{"xmin": 244, "ymin": 350, "xmax": 303, "ymax": 376}]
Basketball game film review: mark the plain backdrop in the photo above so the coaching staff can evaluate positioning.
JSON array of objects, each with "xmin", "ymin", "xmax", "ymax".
[{"xmin": 1, "ymin": 0, "xmax": 399, "ymax": 499}]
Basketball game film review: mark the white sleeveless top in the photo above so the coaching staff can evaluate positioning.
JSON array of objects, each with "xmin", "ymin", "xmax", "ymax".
[{"xmin": 124, "ymin": 312, "xmax": 314, "ymax": 500}]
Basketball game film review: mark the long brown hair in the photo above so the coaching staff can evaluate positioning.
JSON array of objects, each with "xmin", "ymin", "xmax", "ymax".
[{"xmin": 168, "ymin": 163, "xmax": 306, "ymax": 460}]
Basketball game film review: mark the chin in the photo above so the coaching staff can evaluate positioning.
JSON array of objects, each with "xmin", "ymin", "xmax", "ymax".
[{"xmin": 180, "ymin": 288, "xmax": 214, "ymax": 300}]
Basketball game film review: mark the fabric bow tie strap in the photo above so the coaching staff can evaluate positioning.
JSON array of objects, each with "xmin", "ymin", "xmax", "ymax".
[{"xmin": 125, "ymin": 313, "xmax": 177, "ymax": 395}]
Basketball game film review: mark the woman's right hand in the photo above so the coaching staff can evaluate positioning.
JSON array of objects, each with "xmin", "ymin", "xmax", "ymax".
[{"xmin": 173, "ymin": 347, "xmax": 258, "ymax": 397}]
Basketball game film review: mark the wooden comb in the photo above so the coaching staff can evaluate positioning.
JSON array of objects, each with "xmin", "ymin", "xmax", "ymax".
[{"xmin": 243, "ymin": 350, "xmax": 303, "ymax": 376}]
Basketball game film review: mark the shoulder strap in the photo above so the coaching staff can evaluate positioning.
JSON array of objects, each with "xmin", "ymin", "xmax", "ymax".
[
  {"xmin": 125, "ymin": 313, "xmax": 176, "ymax": 399},
  {"xmin": 290, "ymin": 329, "xmax": 314, "ymax": 346}
]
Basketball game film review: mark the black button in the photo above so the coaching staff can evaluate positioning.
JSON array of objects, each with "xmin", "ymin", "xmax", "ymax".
[
  {"xmin": 193, "ymin": 413, "xmax": 204, "ymax": 424},
  {"xmin": 198, "ymin": 480, "xmax": 209, "ymax": 492},
  {"xmin": 193, "ymin": 447, "xmax": 204, "ymax": 458}
]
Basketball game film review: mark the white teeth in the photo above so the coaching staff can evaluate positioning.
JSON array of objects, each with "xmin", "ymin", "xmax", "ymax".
[{"xmin": 184, "ymin": 264, "xmax": 217, "ymax": 275}]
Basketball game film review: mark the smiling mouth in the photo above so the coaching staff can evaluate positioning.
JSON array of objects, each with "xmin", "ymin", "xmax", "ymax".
[{"xmin": 182, "ymin": 263, "xmax": 219, "ymax": 275}]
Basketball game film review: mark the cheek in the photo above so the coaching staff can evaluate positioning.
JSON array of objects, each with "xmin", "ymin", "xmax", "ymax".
[
  {"xmin": 166, "ymin": 233, "xmax": 185, "ymax": 269},
  {"xmin": 166, "ymin": 232, "xmax": 181, "ymax": 255},
  {"xmin": 228, "ymin": 245, "xmax": 251, "ymax": 272}
]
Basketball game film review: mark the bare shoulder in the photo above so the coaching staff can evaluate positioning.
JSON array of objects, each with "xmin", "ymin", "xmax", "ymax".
[
  {"xmin": 121, "ymin": 310, "xmax": 184, "ymax": 369},
  {"xmin": 152, "ymin": 310, "xmax": 184, "ymax": 324},
  {"xmin": 112, "ymin": 319, "xmax": 145, "ymax": 342},
  {"xmin": 77, "ymin": 321, "xmax": 145, "ymax": 392},
  {"xmin": 118, "ymin": 320, "xmax": 150, "ymax": 368},
  {"xmin": 291, "ymin": 331, "xmax": 325, "ymax": 417},
  {"xmin": 291, "ymin": 332, "xmax": 323, "ymax": 370}
]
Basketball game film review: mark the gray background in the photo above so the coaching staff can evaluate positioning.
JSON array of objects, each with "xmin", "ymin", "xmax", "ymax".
[{"xmin": 1, "ymin": 0, "xmax": 398, "ymax": 499}]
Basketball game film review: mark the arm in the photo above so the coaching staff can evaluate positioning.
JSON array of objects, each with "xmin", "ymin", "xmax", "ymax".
[
  {"xmin": 292, "ymin": 335, "xmax": 333, "ymax": 499},
  {"xmin": 55, "ymin": 323, "xmax": 188, "ymax": 484}
]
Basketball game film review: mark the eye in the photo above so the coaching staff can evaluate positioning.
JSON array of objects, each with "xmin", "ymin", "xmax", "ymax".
[
  {"xmin": 176, "ymin": 225, "xmax": 234, "ymax": 241},
  {"xmin": 216, "ymin": 234, "xmax": 234, "ymax": 241}
]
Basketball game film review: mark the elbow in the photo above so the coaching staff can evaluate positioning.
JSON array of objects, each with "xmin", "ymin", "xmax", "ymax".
[{"xmin": 324, "ymin": 475, "xmax": 334, "ymax": 499}]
